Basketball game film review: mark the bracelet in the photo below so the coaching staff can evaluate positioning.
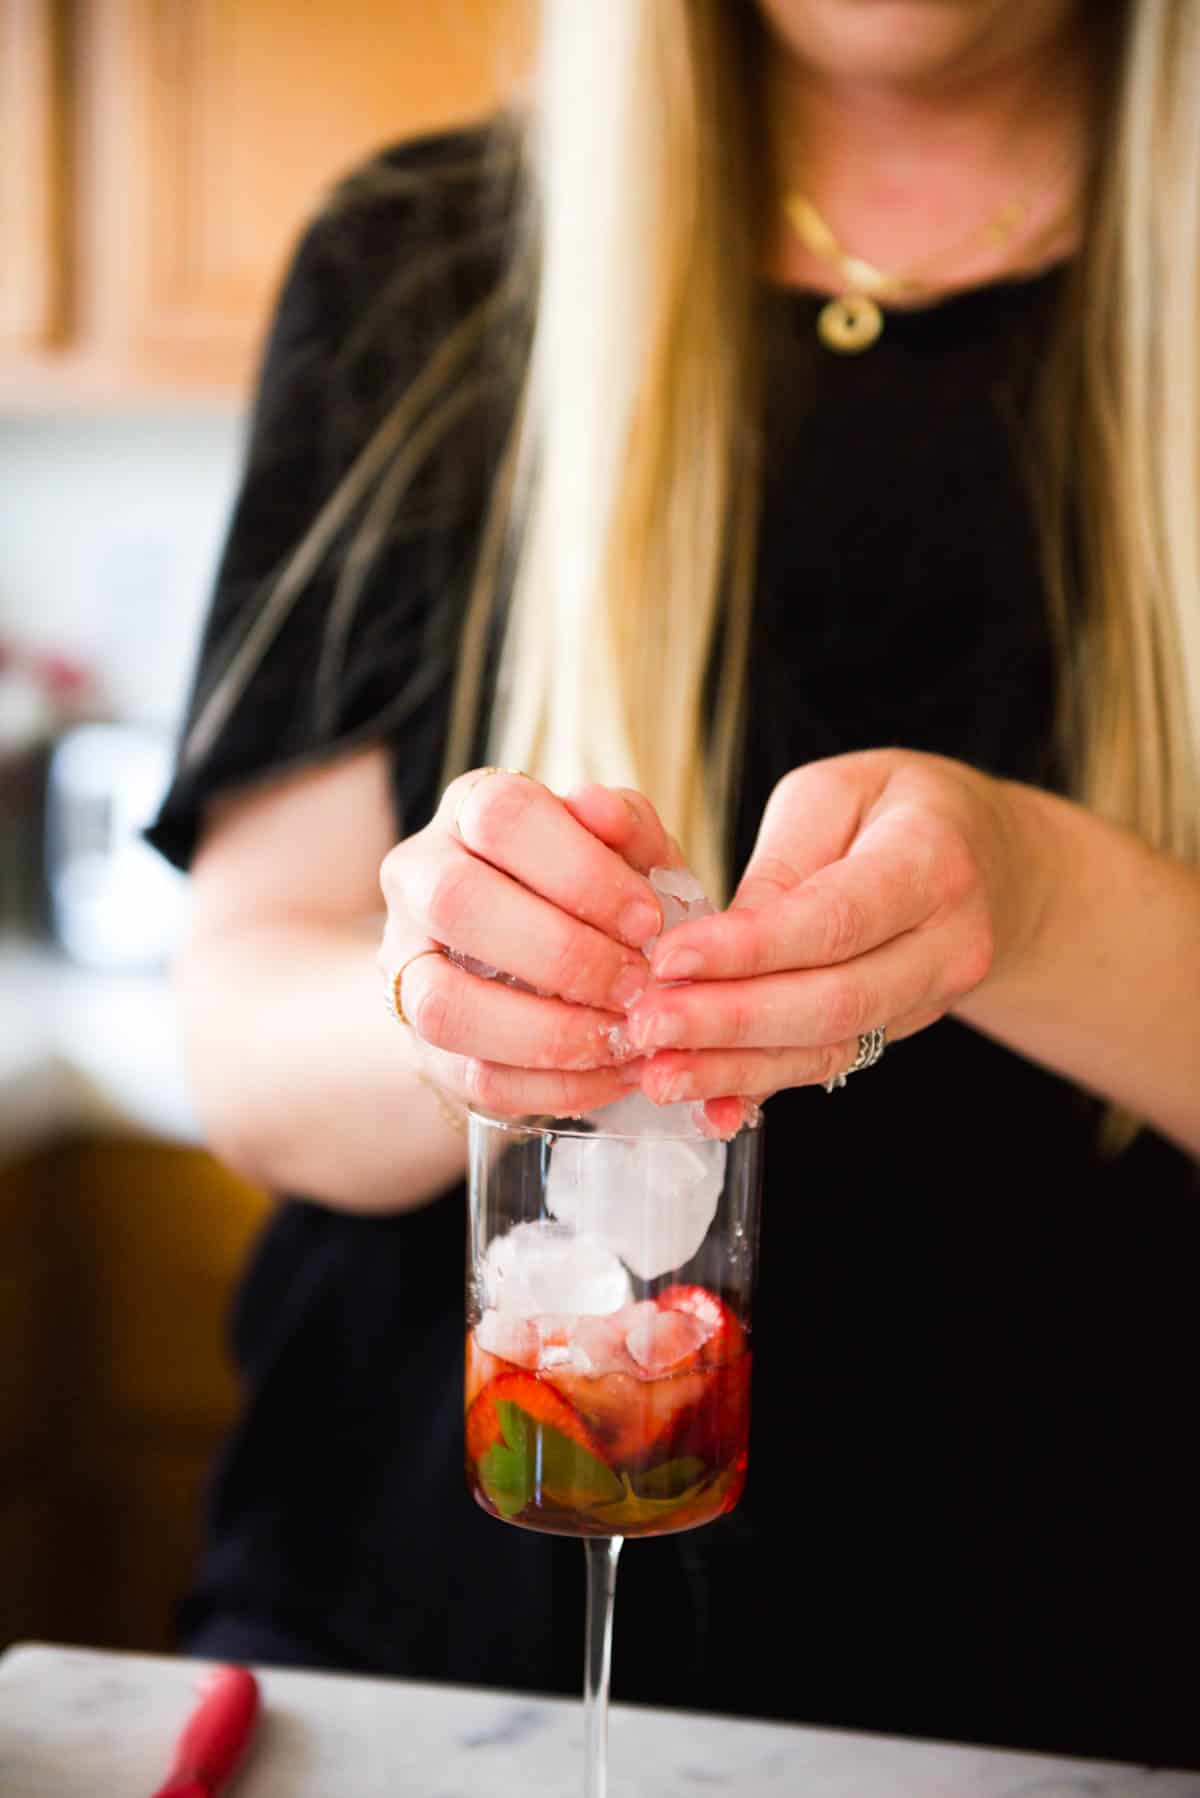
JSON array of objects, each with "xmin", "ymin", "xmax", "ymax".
[{"xmin": 417, "ymin": 1070, "xmax": 469, "ymax": 1136}]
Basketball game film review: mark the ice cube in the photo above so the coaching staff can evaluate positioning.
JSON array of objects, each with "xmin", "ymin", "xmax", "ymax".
[
  {"xmin": 545, "ymin": 1129, "xmax": 726, "ymax": 1281},
  {"xmin": 448, "ymin": 948, "xmax": 542, "ymax": 991},
  {"xmin": 624, "ymin": 1302, "xmax": 709, "ymax": 1375},
  {"xmin": 475, "ymin": 1308, "xmax": 538, "ymax": 1367},
  {"xmin": 646, "ymin": 864, "xmax": 716, "ymax": 949},
  {"xmin": 481, "ymin": 1219, "xmax": 632, "ymax": 1316},
  {"xmin": 572, "ymin": 1308, "xmax": 640, "ymax": 1374},
  {"xmin": 587, "ymin": 1088, "xmax": 707, "ymax": 1139},
  {"xmin": 538, "ymin": 1341, "xmax": 594, "ymax": 1373}
]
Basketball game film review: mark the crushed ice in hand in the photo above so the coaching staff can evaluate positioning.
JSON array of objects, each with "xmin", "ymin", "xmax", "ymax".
[{"xmin": 644, "ymin": 864, "xmax": 716, "ymax": 956}]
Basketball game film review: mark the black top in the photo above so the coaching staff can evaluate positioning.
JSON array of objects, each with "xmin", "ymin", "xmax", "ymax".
[{"xmin": 148, "ymin": 129, "xmax": 1200, "ymax": 1769}]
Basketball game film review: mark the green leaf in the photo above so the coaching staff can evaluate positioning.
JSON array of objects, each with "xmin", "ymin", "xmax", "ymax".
[
  {"xmin": 536, "ymin": 1425, "xmax": 624, "ymax": 1507},
  {"xmin": 480, "ymin": 1440, "xmax": 531, "ymax": 1519},
  {"xmin": 496, "ymin": 1400, "xmax": 530, "ymax": 1455},
  {"xmin": 483, "ymin": 1401, "xmax": 623, "ymax": 1517},
  {"xmin": 589, "ymin": 1468, "xmax": 737, "ymax": 1532},
  {"xmin": 633, "ymin": 1458, "xmax": 706, "ymax": 1500}
]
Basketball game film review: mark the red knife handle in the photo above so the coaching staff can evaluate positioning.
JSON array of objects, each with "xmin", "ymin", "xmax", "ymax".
[{"xmin": 152, "ymin": 1664, "xmax": 260, "ymax": 1797}]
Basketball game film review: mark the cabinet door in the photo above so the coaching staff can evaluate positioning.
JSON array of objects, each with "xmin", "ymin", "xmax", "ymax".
[
  {"xmin": 0, "ymin": 1135, "xmax": 271, "ymax": 1653},
  {"xmin": 76, "ymin": 0, "xmax": 529, "ymax": 396},
  {"xmin": 0, "ymin": 0, "xmax": 68, "ymax": 352}
]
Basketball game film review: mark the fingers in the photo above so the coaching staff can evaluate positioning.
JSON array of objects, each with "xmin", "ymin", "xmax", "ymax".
[
  {"xmin": 730, "ymin": 758, "xmax": 894, "ymax": 913},
  {"xmin": 386, "ymin": 940, "xmax": 642, "ymax": 1071},
  {"xmin": 415, "ymin": 1037, "xmax": 646, "ymax": 1121},
  {"xmin": 696, "ymin": 1095, "xmax": 762, "ymax": 1141},
  {"xmin": 637, "ymin": 1008, "xmax": 934, "ymax": 1107},
  {"xmin": 650, "ymin": 806, "xmax": 955, "ymax": 985},
  {"xmin": 632, "ymin": 910, "xmax": 987, "ymax": 1056},
  {"xmin": 383, "ymin": 830, "xmax": 651, "ymax": 1013},
  {"xmin": 453, "ymin": 1059, "xmax": 648, "ymax": 1119},
  {"xmin": 439, "ymin": 771, "xmax": 664, "ymax": 950},
  {"xmin": 652, "ymin": 843, "xmax": 934, "ymax": 984},
  {"xmin": 562, "ymin": 783, "xmax": 683, "ymax": 875}
]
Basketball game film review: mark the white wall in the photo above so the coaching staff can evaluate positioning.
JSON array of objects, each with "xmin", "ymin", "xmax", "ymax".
[{"xmin": 0, "ymin": 412, "xmax": 247, "ymax": 733}]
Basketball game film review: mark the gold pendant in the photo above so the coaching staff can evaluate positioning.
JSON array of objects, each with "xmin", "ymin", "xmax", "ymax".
[{"xmin": 817, "ymin": 293, "xmax": 883, "ymax": 354}]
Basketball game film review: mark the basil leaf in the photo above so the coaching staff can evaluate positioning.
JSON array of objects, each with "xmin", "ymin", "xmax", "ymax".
[
  {"xmin": 537, "ymin": 1425, "xmax": 623, "ymax": 1507},
  {"xmin": 633, "ymin": 1458, "xmax": 706, "ymax": 1500},
  {"xmin": 488, "ymin": 1400, "xmax": 623, "ymax": 1511},
  {"xmin": 590, "ymin": 1467, "xmax": 736, "ymax": 1531},
  {"xmin": 496, "ymin": 1400, "xmax": 530, "ymax": 1456},
  {"xmin": 480, "ymin": 1441, "xmax": 531, "ymax": 1519}
]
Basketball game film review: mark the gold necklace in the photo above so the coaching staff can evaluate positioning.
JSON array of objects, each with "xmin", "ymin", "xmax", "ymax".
[{"xmin": 784, "ymin": 189, "xmax": 1066, "ymax": 354}]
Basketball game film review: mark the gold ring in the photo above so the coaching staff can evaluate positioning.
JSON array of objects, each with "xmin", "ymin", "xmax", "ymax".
[
  {"xmin": 386, "ymin": 946, "xmax": 447, "ymax": 1028},
  {"xmin": 454, "ymin": 766, "xmax": 534, "ymax": 840}
]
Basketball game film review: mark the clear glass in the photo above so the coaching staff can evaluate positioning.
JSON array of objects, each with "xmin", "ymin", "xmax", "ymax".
[{"xmin": 465, "ymin": 1108, "xmax": 764, "ymax": 1797}]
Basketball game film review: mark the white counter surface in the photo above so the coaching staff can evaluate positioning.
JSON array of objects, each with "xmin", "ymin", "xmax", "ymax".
[
  {"xmin": 0, "ymin": 938, "xmax": 198, "ymax": 1160},
  {"xmin": 1, "ymin": 1642, "xmax": 1196, "ymax": 1797}
]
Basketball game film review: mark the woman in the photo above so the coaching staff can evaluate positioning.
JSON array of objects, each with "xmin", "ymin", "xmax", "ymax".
[{"xmin": 148, "ymin": 0, "xmax": 1200, "ymax": 1768}]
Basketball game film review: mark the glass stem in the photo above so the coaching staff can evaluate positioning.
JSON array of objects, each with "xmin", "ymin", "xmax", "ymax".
[{"xmin": 582, "ymin": 1535, "xmax": 623, "ymax": 1798}]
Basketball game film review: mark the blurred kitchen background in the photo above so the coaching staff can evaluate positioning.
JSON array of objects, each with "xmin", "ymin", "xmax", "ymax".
[{"xmin": 1, "ymin": 0, "xmax": 527, "ymax": 1659}]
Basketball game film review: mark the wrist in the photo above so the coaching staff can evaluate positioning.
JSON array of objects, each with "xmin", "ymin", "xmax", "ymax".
[{"xmin": 994, "ymin": 778, "xmax": 1061, "ymax": 977}]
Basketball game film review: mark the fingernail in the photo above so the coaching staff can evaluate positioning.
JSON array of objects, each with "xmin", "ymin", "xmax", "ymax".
[
  {"xmin": 610, "ymin": 963, "xmax": 649, "ymax": 1010},
  {"xmin": 638, "ymin": 1012, "xmax": 683, "ymax": 1049},
  {"xmin": 654, "ymin": 947, "xmax": 703, "ymax": 982},
  {"xmin": 617, "ymin": 899, "xmax": 661, "ymax": 949},
  {"xmin": 652, "ymin": 1071, "xmax": 690, "ymax": 1104}
]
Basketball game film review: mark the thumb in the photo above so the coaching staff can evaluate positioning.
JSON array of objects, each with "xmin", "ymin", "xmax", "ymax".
[{"xmin": 733, "ymin": 756, "xmax": 892, "ymax": 911}]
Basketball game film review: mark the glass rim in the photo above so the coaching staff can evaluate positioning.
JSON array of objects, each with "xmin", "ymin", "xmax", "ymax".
[{"xmin": 465, "ymin": 1105, "xmax": 764, "ymax": 1145}]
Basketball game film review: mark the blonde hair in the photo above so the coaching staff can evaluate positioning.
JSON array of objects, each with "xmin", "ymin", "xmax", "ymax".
[
  {"xmin": 446, "ymin": 0, "xmax": 1200, "ymax": 907},
  {"xmin": 188, "ymin": 0, "xmax": 1199, "ymax": 1142},
  {"xmin": 448, "ymin": 2, "xmax": 765, "ymax": 903},
  {"xmin": 1040, "ymin": 0, "xmax": 1200, "ymax": 863}
]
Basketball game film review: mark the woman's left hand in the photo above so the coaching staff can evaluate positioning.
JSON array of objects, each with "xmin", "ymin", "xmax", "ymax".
[{"xmin": 625, "ymin": 750, "xmax": 1040, "ymax": 1106}]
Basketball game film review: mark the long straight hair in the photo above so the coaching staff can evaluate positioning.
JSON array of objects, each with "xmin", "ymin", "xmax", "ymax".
[
  {"xmin": 446, "ymin": 2, "xmax": 766, "ymax": 905},
  {"xmin": 187, "ymin": 0, "xmax": 1199, "ymax": 1143},
  {"xmin": 452, "ymin": 0, "xmax": 1200, "ymax": 902}
]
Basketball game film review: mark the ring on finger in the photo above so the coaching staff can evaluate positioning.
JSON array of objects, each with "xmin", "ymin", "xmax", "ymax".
[
  {"xmin": 385, "ymin": 945, "xmax": 447, "ymax": 1028},
  {"xmin": 822, "ymin": 1025, "xmax": 887, "ymax": 1094},
  {"xmin": 454, "ymin": 766, "xmax": 534, "ymax": 840}
]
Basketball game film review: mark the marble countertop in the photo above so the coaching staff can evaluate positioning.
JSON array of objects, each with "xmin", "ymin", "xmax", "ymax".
[
  {"xmin": 0, "ymin": 937, "xmax": 198, "ymax": 1162},
  {"xmin": 1, "ymin": 1642, "xmax": 1196, "ymax": 1797}
]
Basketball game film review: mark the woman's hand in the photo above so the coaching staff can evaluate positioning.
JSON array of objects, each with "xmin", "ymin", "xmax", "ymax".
[
  {"xmin": 623, "ymin": 750, "xmax": 1037, "ymax": 1106},
  {"xmin": 378, "ymin": 770, "xmax": 678, "ymax": 1118}
]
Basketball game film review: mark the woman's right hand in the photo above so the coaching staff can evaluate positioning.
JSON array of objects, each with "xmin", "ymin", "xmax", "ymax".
[{"xmin": 378, "ymin": 770, "xmax": 677, "ymax": 1118}]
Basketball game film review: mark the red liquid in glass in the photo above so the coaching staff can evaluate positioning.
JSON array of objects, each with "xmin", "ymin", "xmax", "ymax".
[{"xmin": 465, "ymin": 1285, "xmax": 750, "ymax": 1538}]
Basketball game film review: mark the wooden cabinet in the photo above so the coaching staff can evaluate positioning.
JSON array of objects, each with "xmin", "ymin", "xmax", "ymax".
[
  {"xmin": 0, "ymin": 1135, "xmax": 270, "ymax": 1654},
  {"xmin": 0, "ymin": 0, "xmax": 67, "ymax": 355},
  {"xmin": 0, "ymin": 0, "xmax": 530, "ymax": 403}
]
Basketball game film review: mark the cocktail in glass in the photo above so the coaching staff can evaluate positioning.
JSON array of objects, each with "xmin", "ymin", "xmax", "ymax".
[{"xmin": 465, "ymin": 1105, "xmax": 763, "ymax": 1796}]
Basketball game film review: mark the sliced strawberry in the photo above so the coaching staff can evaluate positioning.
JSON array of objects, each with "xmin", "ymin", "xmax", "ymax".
[
  {"xmin": 465, "ymin": 1332, "xmax": 502, "ymax": 1411},
  {"xmin": 656, "ymin": 1284, "xmax": 746, "ymax": 1365},
  {"xmin": 465, "ymin": 1369, "xmax": 610, "ymax": 1469},
  {"xmin": 550, "ymin": 1362, "xmax": 713, "ymax": 1469}
]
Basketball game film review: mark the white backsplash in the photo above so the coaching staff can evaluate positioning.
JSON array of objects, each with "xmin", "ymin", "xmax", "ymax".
[{"xmin": 0, "ymin": 411, "xmax": 247, "ymax": 735}]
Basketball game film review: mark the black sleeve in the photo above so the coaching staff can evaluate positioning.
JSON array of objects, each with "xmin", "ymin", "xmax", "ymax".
[{"xmin": 145, "ymin": 126, "xmax": 511, "ymax": 871}]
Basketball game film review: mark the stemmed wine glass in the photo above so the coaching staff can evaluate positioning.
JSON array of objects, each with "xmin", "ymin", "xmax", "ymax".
[{"xmin": 465, "ymin": 1106, "xmax": 763, "ymax": 1797}]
